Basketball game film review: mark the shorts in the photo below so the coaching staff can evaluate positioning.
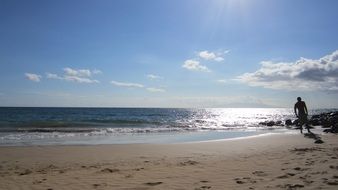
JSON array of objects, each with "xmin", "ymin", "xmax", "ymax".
[{"xmin": 299, "ymin": 114, "xmax": 308, "ymax": 125}]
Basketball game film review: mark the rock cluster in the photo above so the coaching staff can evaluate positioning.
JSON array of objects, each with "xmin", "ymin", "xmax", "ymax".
[
  {"xmin": 259, "ymin": 111, "xmax": 338, "ymax": 133},
  {"xmin": 312, "ymin": 111, "xmax": 338, "ymax": 133},
  {"xmin": 309, "ymin": 111, "xmax": 338, "ymax": 128},
  {"xmin": 259, "ymin": 120, "xmax": 283, "ymax": 127}
]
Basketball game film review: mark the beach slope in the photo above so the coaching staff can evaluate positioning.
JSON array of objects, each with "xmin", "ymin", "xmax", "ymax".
[{"xmin": 1, "ymin": 133, "xmax": 338, "ymax": 190}]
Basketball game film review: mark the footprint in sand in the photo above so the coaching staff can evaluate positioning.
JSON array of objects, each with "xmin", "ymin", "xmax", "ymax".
[
  {"xmin": 329, "ymin": 165, "xmax": 338, "ymax": 170},
  {"xmin": 200, "ymin": 180, "xmax": 209, "ymax": 183},
  {"xmin": 100, "ymin": 168, "xmax": 120, "ymax": 173},
  {"xmin": 277, "ymin": 175, "xmax": 288, "ymax": 179},
  {"xmin": 194, "ymin": 186, "xmax": 211, "ymax": 190},
  {"xmin": 92, "ymin": 183, "xmax": 107, "ymax": 188},
  {"xmin": 32, "ymin": 180, "xmax": 43, "ymax": 184},
  {"xmin": 234, "ymin": 177, "xmax": 257, "ymax": 184},
  {"xmin": 179, "ymin": 160, "xmax": 199, "ymax": 166},
  {"xmin": 326, "ymin": 181, "xmax": 338, "ymax": 185},
  {"xmin": 303, "ymin": 180, "xmax": 314, "ymax": 185},
  {"xmin": 276, "ymin": 184, "xmax": 304, "ymax": 189},
  {"xmin": 305, "ymin": 161, "xmax": 315, "ymax": 165},
  {"xmin": 277, "ymin": 173, "xmax": 296, "ymax": 179},
  {"xmin": 252, "ymin": 171, "xmax": 267, "ymax": 177},
  {"xmin": 19, "ymin": 169, "xmax": 32, "ymax": 176},
  {"xmin": 133, "ymin": 167, "xmax": 145, "ymax": 171},
  {"xmin": 144, "ymin": 182, "xmax": 163, "ymax": 186},
  {"xmin": 293, "ymin": 167, "xmax": 309, "ymax": 171},
  {"xmin": 32, "ymin": 178, "xmax": 46, "ymax": 184}
]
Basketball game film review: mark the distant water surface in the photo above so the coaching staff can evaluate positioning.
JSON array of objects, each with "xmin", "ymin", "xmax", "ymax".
[{"xmin": 0, "ymin": 107, "xmax": 335, "ymax": 145}]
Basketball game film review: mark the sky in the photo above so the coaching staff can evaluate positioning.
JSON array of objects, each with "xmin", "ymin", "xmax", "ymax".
[{"xmin": 1, "ymin": 0, "xmax": 338, "ymax": 108}]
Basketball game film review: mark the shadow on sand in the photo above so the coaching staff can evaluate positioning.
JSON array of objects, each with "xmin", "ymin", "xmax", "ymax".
[{"xmin": 304, "ymin": 132, "xmax": 324, "ymax": 144}]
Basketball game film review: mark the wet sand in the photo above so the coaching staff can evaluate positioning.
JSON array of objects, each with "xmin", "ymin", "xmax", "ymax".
[{"xmin": 0, "ymin": 133, "xmax": 338, "ymax": 190}]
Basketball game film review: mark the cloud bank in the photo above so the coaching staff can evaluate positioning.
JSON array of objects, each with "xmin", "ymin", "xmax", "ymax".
[
  {"xmin": 236, "ymin": 50, "xmax": 338, "ymax": 92},
  {"xmin": 46, "ymin": 68, "xmax": 100, "ymax": 84},
  {"xmin": 147, "ymin": 74, "xmax": 162, "ymax": 80},
  {"xmin": 25, "ymin": 73, "xmax": 41, "ymax": 82},
  {"xmin": 111, "ymin": 81, "xmax": 144, "ymax": 88},
  {"xmin": 146, "ymin": 87, "xmax": 166, "ymax": 93},
  {"xmin": 111, "ymin": 81, "xmax": 166, "ymax": 93}
]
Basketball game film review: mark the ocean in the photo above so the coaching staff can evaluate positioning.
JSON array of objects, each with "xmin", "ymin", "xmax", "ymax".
[{"xmin": 0, "ymin": 107, "xmax": 335, "ymax": 146}]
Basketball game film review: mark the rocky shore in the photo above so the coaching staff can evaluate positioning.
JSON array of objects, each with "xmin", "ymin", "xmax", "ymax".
[{"xmin": 259, "ymin": 111, "xmax": 338, "ymax": 134}]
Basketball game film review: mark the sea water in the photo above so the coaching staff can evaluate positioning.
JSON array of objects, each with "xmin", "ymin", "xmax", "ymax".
[{"xmin": 0, "ymin": 107, "xmax": 334, "ymax": 145}]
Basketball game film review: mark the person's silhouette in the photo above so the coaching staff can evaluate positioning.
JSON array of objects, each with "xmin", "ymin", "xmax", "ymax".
[{"xmin": 294, "ymin": 97, "xmax": 311, "ymax": 133}]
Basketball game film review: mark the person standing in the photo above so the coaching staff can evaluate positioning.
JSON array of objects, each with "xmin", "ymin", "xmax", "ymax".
[{"xmin": 294, "ymin": 97, "xmax": 311, "ymax": 133}]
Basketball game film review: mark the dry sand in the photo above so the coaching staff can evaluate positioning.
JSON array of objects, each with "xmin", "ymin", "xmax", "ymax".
[{"xmin": 0, "ymin": 133, "xmax": 338, "ymax": 190}]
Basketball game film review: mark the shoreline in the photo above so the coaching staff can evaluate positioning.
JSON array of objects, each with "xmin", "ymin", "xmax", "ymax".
[
  {"xmin": 1, "ymin": 133, "xmax": 338, "ymax": 189},
  {"xmin": 0, "ymin": 128, "xmax": 292, "ymax": 147}
]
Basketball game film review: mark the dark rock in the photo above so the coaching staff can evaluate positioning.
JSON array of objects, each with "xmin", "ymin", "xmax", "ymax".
[
  {"xmin": 308, "ymin": 111, "xmax": 338, "ymax": 130},
  {"xmin": 323, "ymin": 124, "xmax": 338, "ymax": 134},
  {"xmin": 323, "ymin": 129, "xmax": 331, "ymax": 133},
  {"xmin": 259, "ymin": 121, "xmax": 275, "ymax": 126},
  {"xmin": 332, "ymin": 115, "xmax": 338, "ymax": 124},
  {"xmin": 285, "ymin": 119, "xmax": 293, "ymax": 126},
  {"xmin": 309, "ymin": 118, "xmax": 320, "ymax": 126},
  {"xmin": 322, "ymin": 119, "xmax": 333, "ymax": 128},
  {"xmin": 332, "ymin": 124, "xmax": 338, "ymax": 133},
  {"xmin": 311, "ymin": 115, "xmax": 321, "ymax": 119},
  {"xmin": 259, "ymin": 120, "xmax": 280, "ymax": 127},
  {"xmin": 267, "ymin": 121, "xmax": 275, "ymax": 126},
  {"xmin": 293, "ymin": 119, "xmax": 300, "ymax": 126},
  {"xmin": 275, "ymin": 120, "xmax": 283, "ymax": 126}
]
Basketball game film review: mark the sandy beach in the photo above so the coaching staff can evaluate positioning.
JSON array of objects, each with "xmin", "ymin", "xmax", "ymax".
[{"xmin": 0, "ymin": 133, "xmax": 337, "ymax": 190}]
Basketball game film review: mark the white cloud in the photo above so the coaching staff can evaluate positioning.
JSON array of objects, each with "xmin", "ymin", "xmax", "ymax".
[
  {"xmin": 64, "ymin": 67, "xmax": 91, "ymax": 77},
  {"xmin": 198, "ymin": 50, "xmax": 225, "ymax": 62},
  {"xmin": 64, "ymin": 76, "xmax": 99, "ymax": 83},
  {"xmin": 147, "ymin": 74, "xmax": 162, "ymax": 80},
  {"xmin": 111, "ymin": 81, "xmax": 144, "ymax": 88},
  {"xmin": 235, "ymin": 50, "xmax": 338, "ymax": 92},
  {"xmin": 199, "ymin": 51, "xmax": 217, "ymax": 60},
  {"xmin": 214, "ymin": 57, "xmax": 224, "ymax": 62},
  {"xmin": 147, "ymin": 87, "xmax": 166, "ymax": 93},
  {"xmin": 182, "ymin": 60, "xmax": 211, "ymax": 72},
  {"xmin": 217, "ymin": 79, "xmax": 227, "ymax": 84},
  {"xmin": 93, "ymin": 69, "xmax": 102, "ymax": 74},
  {"xmin": 46, "ymin": 73, "xmax": 63, "ymax": 80},
  {"xmin": 25, "ymin": 73, "xmax": 41, "ymax": 82},
  {"xmin": 46, "ymin": 68, "xmax": 100, "ymax": 84}
]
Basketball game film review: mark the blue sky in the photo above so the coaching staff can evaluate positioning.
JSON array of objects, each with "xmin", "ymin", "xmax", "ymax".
[{"xmin": 1, "ymin": 0, "xmax": 338, "ymax": 108}]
